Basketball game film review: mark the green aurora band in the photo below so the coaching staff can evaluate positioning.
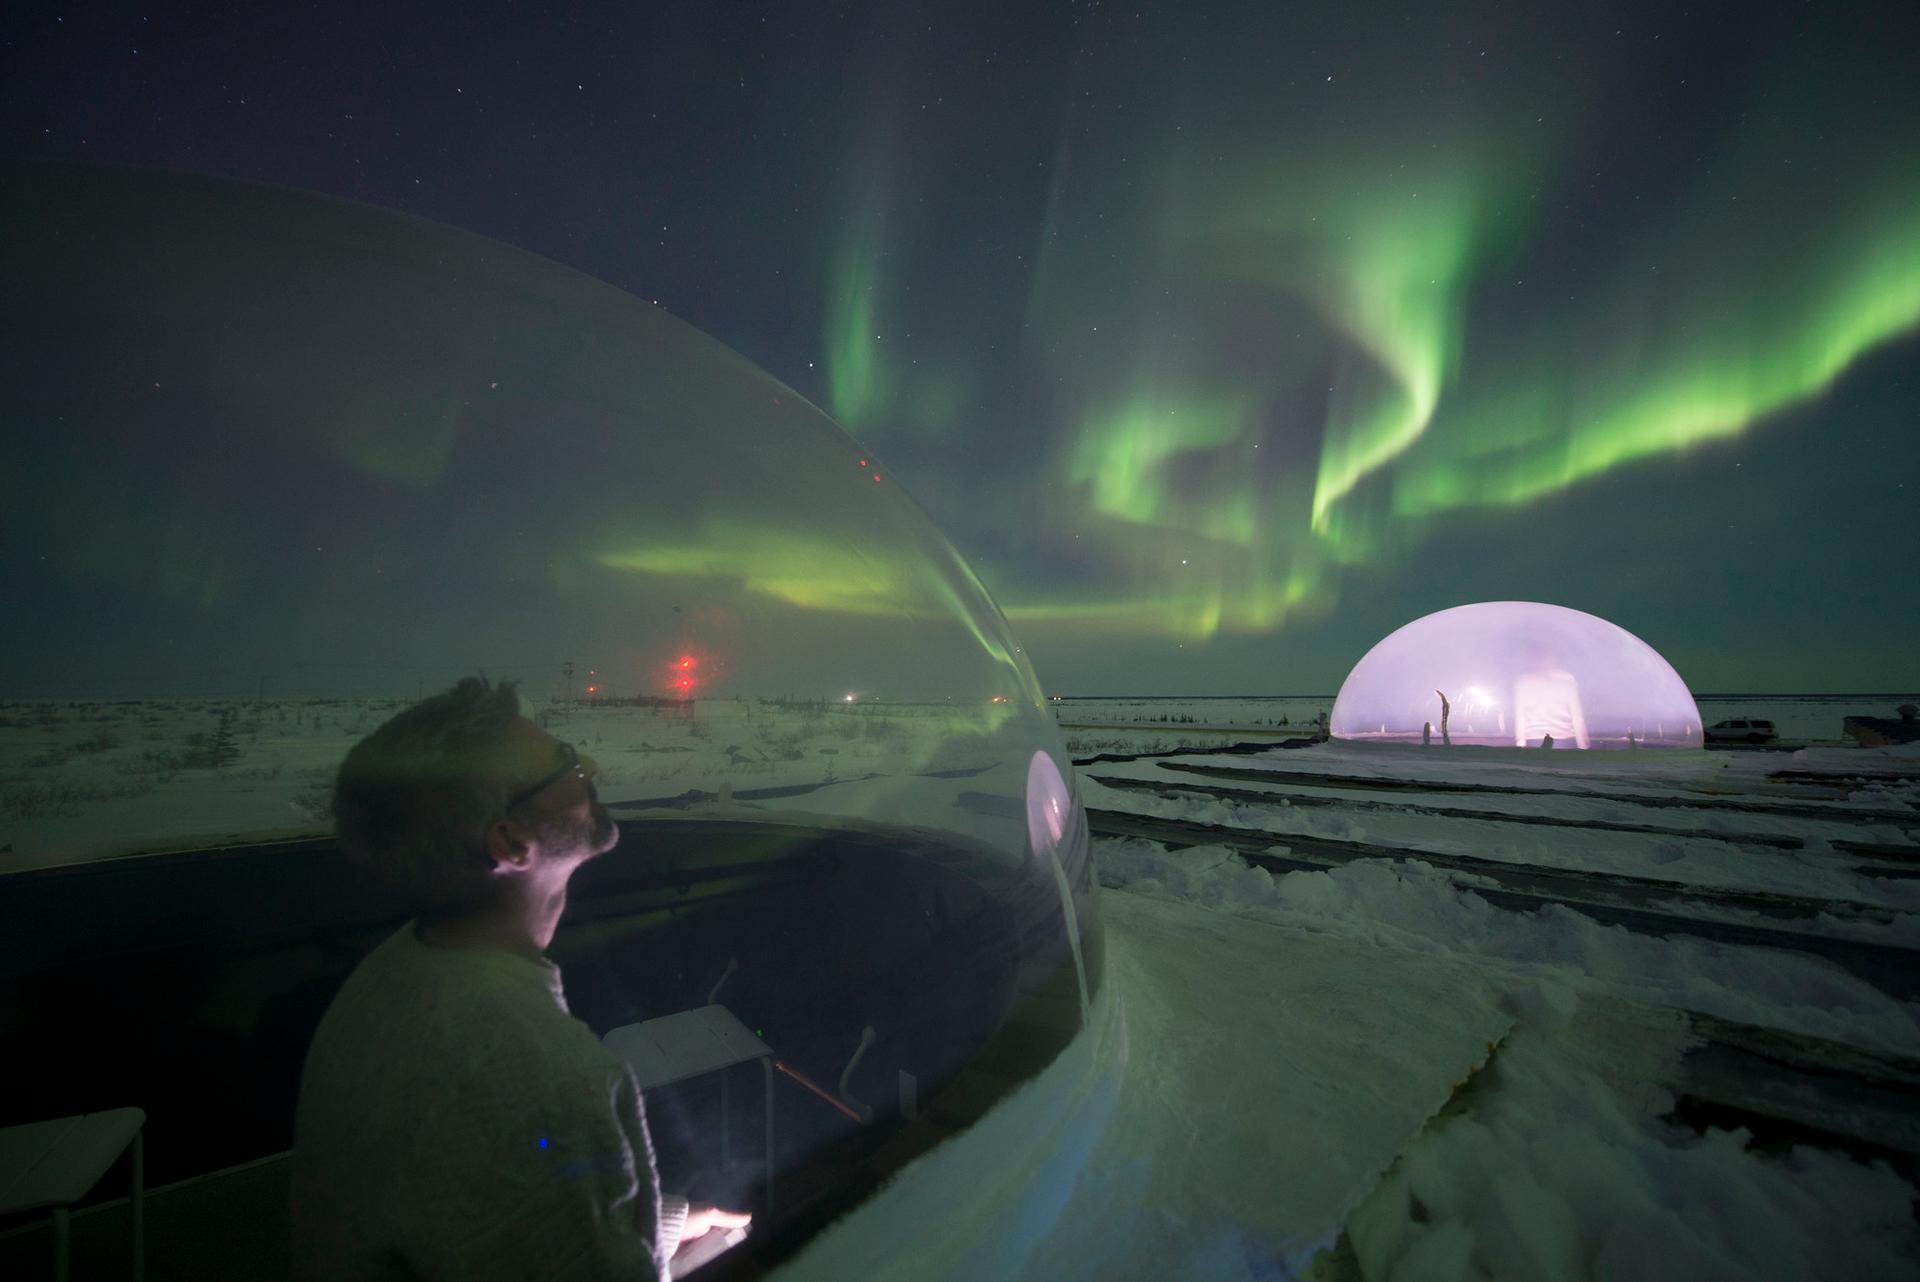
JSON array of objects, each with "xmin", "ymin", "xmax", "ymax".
[
  {"xmin": 823, "ymin": 172, "xmax": 974, "ymax": 439},
  {"xmin": 819, "ymin": 10, "xmax": 1919, "ymax": 645},
  {"xmin": 1392, "ymin": 203, "xmax": 1920, "ymax": 519},
  {"xmin": 596, "ymin": 520, "xmax": 1047, "ymax": 704},
  {"xmin": 1070, "ymin": 395, "xmax": 1254, "ymax": 543},
  {"xmin": 826, "ymin": 228, "xmax": 885, "ymax": 429}
]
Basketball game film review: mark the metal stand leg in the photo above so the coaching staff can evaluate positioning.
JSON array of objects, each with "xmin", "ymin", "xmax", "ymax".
[
  {"xmin": 761, "ymin": 1057, "xmax": 775, "ymax": 1216},
  {"xmin": 131, "ymin": 1128, "xmax": 145, "ymax": 1282}
]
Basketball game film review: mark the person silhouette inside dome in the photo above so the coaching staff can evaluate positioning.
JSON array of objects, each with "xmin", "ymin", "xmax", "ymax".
[
  {"xmin": 1511, "ymin": 640, "xmax": 1591, "ymax": 749},
  {"xmin": 292, "ymin": 677, "xmax": 747, "ymax": 1281}
]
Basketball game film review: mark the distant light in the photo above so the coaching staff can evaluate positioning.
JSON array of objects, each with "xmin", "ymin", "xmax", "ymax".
[
  {"xmin": 873, "ymin": 474, "xmax": 881, "ymax": 482},
  {"xmin": 665, "ymin": 651, "xmax": 707, "ymax": 697},
  {"xmin": 844, "ymin": 693, "xmax": 856, "ymax": 702}
]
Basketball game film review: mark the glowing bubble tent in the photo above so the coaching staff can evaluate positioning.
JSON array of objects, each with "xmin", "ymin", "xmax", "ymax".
[
  {"xmin": 0, "ymin": 163, "xmax": 1099, "ymax": 1268},
  {"xmin": 1330, "ymin": 602, "xmax": 1702, "ymax": 749}
]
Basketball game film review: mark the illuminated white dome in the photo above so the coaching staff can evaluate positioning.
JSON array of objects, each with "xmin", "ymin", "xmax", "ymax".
[{"xmin": 1330, "ymin": 602, "xmax": 1701, "ymax": 749}]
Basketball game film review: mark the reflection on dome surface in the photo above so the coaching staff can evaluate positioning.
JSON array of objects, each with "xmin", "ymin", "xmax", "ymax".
[
  {"xmin": 0, "ymin": 164, "xmax": 1101, "ymax": 1271},
  {"xmin": 1330, "ymin": 602, "xmax": 1701, "ymax": 749}
]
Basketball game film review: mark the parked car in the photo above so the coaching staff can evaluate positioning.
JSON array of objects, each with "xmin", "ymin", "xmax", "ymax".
[{"xmin": 1704, "ymin": 718, "xmax": 1779, "ymax": 745}]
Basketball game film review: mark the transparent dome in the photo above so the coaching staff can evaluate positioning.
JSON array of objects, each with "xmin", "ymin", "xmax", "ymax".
[
  {"xmin": 0, "ymin": 164, "xmax": 1099, "ymax": 1267},
  {"xmin": 1330, "ymin": 601, "xmax": 1702, "ymax": 749}
]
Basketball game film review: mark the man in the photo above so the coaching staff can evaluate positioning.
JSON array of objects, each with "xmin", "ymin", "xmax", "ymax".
[{"xmin": 292, "ymin": 677, "xmax": 748, "ymax": 1280}]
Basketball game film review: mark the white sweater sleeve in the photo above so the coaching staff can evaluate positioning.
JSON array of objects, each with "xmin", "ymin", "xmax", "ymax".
[{"xmin": 445, "ymin": 1056, "xmax": 682, "ymax": 1281}]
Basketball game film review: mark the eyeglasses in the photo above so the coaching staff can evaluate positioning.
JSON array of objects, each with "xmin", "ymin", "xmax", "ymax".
[{"xmin": 505, "ymin": 741, "xmax": 592, "ymax": 812}]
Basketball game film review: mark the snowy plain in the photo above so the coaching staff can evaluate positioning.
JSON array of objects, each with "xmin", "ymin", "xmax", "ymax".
[
  {"xmin": 0, "ymin": 695, "xmax": 1022, "ymax": 869},
  {"xmin": 4, "ymin": 692, "xmax": 1917, "ymax": 1279},
  {"xmin": 1055, "ymin": 692, "xmax": 1911, "ymax": 750},
  {"xmin": 793, "ymin": 695, "xmax": 1920, "ymax": 1281},
  {"xmin": 1051, "ymin": 697, "xmax": 1920, "ymax": 1280}
]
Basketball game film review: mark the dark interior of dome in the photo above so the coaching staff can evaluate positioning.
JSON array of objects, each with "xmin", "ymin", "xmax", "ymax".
[{"xmin": 0, "ymin": 816, "xmax": 1099, "ymax": 1276}]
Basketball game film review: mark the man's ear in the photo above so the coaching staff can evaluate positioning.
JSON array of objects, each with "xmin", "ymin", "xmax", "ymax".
[{"xmin": 483, "ymin": 818, "xmax": 535, "ymax": 871}]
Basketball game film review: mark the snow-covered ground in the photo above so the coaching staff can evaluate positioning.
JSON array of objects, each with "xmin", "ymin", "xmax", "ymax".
[
  {"xmin": 1062, "ymin": 715, "xmax": 1919, "ymax": 1279},
  {"xmin": 7, "ymin": 692, "xmax": 1908, "ymax": 869},
  {"xmin": 1078, "ymin": 750, "xmax": 1920, "ymax": 927},
  {"xmin": 793, "ymin": 703, "xmax": 1919, "ymax": 1281},
  {"xmin": 1055, "ymin": 693, "xmax": 1917, "ymax": 751},
  {"xmin": 1055, "ymin": 695, "xmax": 1335, "ymax": 759},
  {"xmin": 783, "ymin": 836, "xmax": 1917, "ymax": 1280},
  {"xmin": 0, "ymin": 695, "xmax": 1018, "ymax": 869},
  {"xmin": 6, "ymin": 693, "xmax": 1916, "ymax": 1278}
]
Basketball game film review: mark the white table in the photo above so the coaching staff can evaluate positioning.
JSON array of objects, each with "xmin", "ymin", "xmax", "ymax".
[
  {"xmin": 0, "ymin": 1107, "xmax": 145, "ymax": 1281},
  {"xmin": 605, "ymin": 1005, "xmax": 775, "ymax": 1217}
]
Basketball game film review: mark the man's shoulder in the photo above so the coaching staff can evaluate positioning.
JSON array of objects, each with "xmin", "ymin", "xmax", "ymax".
[
  {"xmin": 306, "ymin": 930, "xmax": 628, "ymax": 1110},
  {"xmin": 321, "ymin": 929, "xmax": 592, "ymax": 1054}
]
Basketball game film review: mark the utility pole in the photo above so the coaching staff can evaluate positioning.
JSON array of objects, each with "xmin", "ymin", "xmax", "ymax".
[{"xmin": 562, "ymin": 661, "xmax": 576, "ymax": 704}]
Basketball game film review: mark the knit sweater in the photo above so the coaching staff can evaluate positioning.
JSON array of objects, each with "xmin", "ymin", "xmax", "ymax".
[{"xmin": 292, "ymin": 925, "xmax": 688, "ymax": 1281}]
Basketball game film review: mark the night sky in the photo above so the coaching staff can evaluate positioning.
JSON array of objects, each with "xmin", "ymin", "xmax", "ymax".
[{"xmin": 6, "ymin": 1, "xmax": 1917, "ymax": 694}]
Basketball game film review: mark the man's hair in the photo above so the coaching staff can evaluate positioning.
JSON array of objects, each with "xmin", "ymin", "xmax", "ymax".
[{"xmin": 332, "ymin": 677, "xmax": 525, "ymax": 921}]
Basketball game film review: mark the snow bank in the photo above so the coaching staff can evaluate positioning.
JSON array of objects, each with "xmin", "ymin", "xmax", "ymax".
[
  {"xmin": 781, "ymin": 882, "xmax": 1516, "ymax": 1281},
  {"xmin": 1095, "ymin": 838, "xmax": 1920, "ymax": 1059},
  {"xmin": 1078, "ymin": 767, "xmax": 1920, "ymax": 913},
  {"xmin": 1097, "ymin": 839, "xmax": 1920, "ymax": 1279},
  {"xmin": 1346, "ymin": 1026, "xmax": 1917, "ymax": 1282}
]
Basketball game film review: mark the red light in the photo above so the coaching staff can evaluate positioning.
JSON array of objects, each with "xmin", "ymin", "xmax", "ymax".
[
  {"xmin": 873, "ymin": 474, "xmax": 881, "ymax": 482},
  {"xmin": 859, "ymin": 459, "xmax": 867, "ymax": 467},
  {"xmin": 665, "ymin": 652, "xmax": 707, "ymax": 697}
]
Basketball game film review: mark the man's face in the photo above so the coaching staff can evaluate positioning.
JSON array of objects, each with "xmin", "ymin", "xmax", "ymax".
[{"xmin": 497, "ymin": 717, "xmax": 619, "ymax": 863}]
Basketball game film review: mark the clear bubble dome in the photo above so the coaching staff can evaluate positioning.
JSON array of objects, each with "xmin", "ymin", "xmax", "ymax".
[
  {"xmin": 0, "ymin": 164, "xmax": 1099, "ymax": 1262},
  {"xmin": 1329, "ymin": 601, "xmax": 1702, "ymax": 749}
]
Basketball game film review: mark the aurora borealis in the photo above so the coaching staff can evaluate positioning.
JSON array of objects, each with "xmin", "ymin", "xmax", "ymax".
[{"xmin": 6, "ymin": 1, "xmax": 1916, "ymax": 692}]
